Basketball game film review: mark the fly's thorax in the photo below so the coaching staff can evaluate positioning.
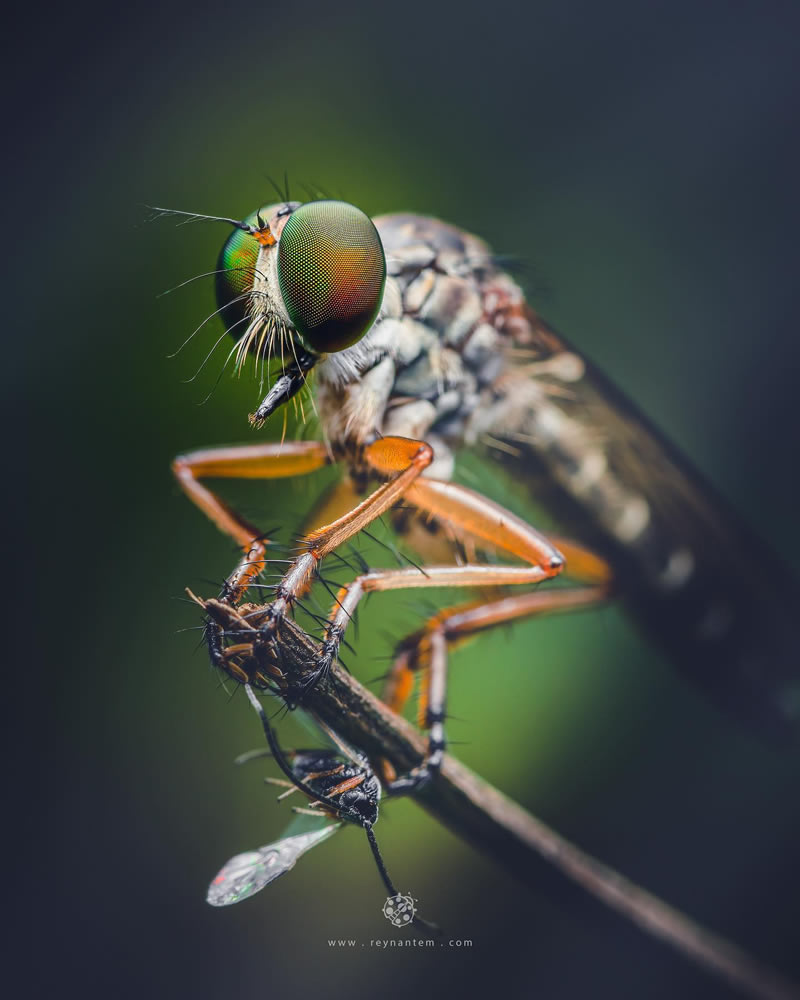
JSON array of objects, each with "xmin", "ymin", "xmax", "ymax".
[
  {"xmin": 313, "ymin": 275, "xmax": 404, "ymax": 446},
  {"xmin": 317, "ymin": 353, "xmax": 397, "ymax": 449},
  {"xmin": 314, "ymin": 215, "xmax": 523, "ymax": 466}
]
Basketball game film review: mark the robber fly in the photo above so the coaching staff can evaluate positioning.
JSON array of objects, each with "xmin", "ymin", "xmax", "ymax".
[
  {"xmin": 207, "ymin": 685, "xmax": 434, "ymax": 934},
  {"xmin": 160, "ymin": 196, "xmax": 800, "ymax": 788}
]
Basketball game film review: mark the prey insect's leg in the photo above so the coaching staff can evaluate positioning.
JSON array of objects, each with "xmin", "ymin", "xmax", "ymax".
[
  {"xmin": 323, "ymin": 773, "xmax": 368, "ymax": 797},
  {"xmin": 172, "ymin": 441, "xmax": 330, "ymax": 603}
]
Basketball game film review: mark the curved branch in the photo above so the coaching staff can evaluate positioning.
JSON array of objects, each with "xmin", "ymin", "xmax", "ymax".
[{"xmin": 203, "ymin": 598, "xmax": 798, "ymax": 1000}]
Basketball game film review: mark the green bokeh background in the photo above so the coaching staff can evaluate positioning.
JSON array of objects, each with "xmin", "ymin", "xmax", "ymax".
[{"xmin": 11, "ymin": 1, "xmax": 800, "ymax": 998}]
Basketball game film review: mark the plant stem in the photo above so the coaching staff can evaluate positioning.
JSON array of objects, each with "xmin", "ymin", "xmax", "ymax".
[{"xmin": 204, "ymin": 599, "xmax": 799, "ymax": 1000}]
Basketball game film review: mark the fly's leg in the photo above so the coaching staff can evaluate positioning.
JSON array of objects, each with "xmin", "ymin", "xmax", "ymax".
[
  {"xmin": 321, "ymin": 573, "xmax": 592, "ymax": 788},
  {"xmin": 384, "ymin": 537, "xmax": 613, "ymax": 724},
  {"xmin": 313, "ymin": 478, "xmax": 596, "ymax": 786},
  {"xmin": 172, "ymin": 441, "xmax": 330, "ymax": 683},
  {"xmin": 382, "ymin": 583, "xmax": 612, "ymax": 778},
  {"xmin": 175, "ymin": 433, "xmax": 607, "ymax": 782},
  {"xmin": 252, "ymin": 437, "xmax": 434, "ymax": 677},
  {"xmin": 385, "ymin": 537, "xmax": 612, "ymax": 786},
  {"xmin": 173, "ymin": 441, "xmax": 330, "ymax": 602}
]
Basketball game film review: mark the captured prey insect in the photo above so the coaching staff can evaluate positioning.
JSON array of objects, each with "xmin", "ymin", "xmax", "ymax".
[
  {"xmin": 163, "ymin": 195, "xmax": 800, "ymax": 783},
  {"xmin": 207, "ymin": 685, "xmax": 435, "ymax": 934}
]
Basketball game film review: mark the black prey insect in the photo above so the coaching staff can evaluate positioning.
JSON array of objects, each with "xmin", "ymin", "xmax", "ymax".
[{"xmin": 207, "ymin": 685, "xmax": 435, "ymax": 935}]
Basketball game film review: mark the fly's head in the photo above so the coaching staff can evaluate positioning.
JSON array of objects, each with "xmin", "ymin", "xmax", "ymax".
[
  {"xmin": 213, "ymin": 199, "xmax": 387, "ymax": 424},
  {"xmin": 214, "ymin": 200, "xmax": 298, "ymax": 370}
]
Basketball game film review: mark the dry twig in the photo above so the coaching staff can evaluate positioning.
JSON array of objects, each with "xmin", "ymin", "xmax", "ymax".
[{"xmin": 202, "ymin": 597, "xmax": 799, "ymax": 1000}]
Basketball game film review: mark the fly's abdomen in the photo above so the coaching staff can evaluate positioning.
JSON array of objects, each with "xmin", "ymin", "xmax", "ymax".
[{"xmin": 481, "ymin": 300, "xmax": 800, "ymax": 739}]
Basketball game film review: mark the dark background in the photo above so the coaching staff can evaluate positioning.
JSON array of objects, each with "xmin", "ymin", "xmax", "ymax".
[{"xmin": 7, "ymin": 1, "xmax": 800, "ymax": 997}]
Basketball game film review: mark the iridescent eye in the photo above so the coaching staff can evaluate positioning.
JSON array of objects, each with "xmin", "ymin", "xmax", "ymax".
[
  {"xmin": 277, "ymin": 200, "xmax": 386, "ymax": 353},
  {"xmin": 215, "ymin": 204, "xmax": 279, "ymax": 337}
]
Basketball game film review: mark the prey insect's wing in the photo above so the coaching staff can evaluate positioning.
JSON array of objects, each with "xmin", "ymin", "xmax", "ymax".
[
  {"xmin": 207, "ymin": 817, "xmax": 341, "ymax": 906},
  {"xmin": 234, "ymin": 708, "xmax": 342, "ymax": 768}
]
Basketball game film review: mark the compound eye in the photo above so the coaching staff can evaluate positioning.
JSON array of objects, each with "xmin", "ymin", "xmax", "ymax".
[
  {"xmin": 277, "ymin": 200, "xmax": 386, "ymax": 353},
  {"xmin": 215, "ymin": 203, "xmax": 280, "ymax": 337}
]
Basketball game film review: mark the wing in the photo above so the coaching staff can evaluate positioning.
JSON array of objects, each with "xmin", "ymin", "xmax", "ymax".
[
  {"xmin": 207, "ymin": 819, "xmax": 341, "ymax": 906},
  {"xmin": 373, "ymin": 212, "xmax": 800, "ymax": 737},
  {"xmin": 493, "ymin": 306, "xmax": 800, "ymax": 737}
]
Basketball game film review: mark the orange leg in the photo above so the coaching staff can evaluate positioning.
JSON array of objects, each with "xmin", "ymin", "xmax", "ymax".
[
  {"xmin": 172, "ymin": 441, "xmax": 330, "ymax": 602},
  {"xmin": 307, "ymin": 477, "xmax": 607, "ymax": 783},
  {"xmin": 249, "ymin": 437, "xmax": 435, "ymax": 651},
  {"xmin": 322, "ymin": 583, "xmax": 612, "ymax": 787},
  {"xmin": 263, "ymin": 452, "xmax": 567, "ymax": 700},
  {"xmin": 382, "ymin": 584, "xmax": 611, "ymax": 743},
  {"xmin": 174, "ymin": 436, "xmax": 435, "ymax": 685},
  {"xmin": 176, "ymin": 434, "xmax": 612, "ymax": 787}
]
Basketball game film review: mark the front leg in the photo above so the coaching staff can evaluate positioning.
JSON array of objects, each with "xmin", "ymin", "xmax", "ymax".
[
  {"xmin": 252, "ymin": 437, "xmax": 433, "ymax": 664},
  {"xmin": 173, "ymin": 440, "xmax": 332, "ymax": 685},
  {"xmin": 173, "ymin": 440, "xmax": 331, "ymax": 603},
  {"xmin": 309, "ymin": 479, "xmax": 590, "ymax": 787}
]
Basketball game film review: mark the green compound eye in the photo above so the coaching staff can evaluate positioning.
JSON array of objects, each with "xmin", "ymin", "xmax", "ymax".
[
  {"xmin": 215, "ymin": 203, "xmax": 280, "ymax": 337},
  {"xmin": 277, "ymin": 200, "xmax": 386, "ymax": 353}
]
